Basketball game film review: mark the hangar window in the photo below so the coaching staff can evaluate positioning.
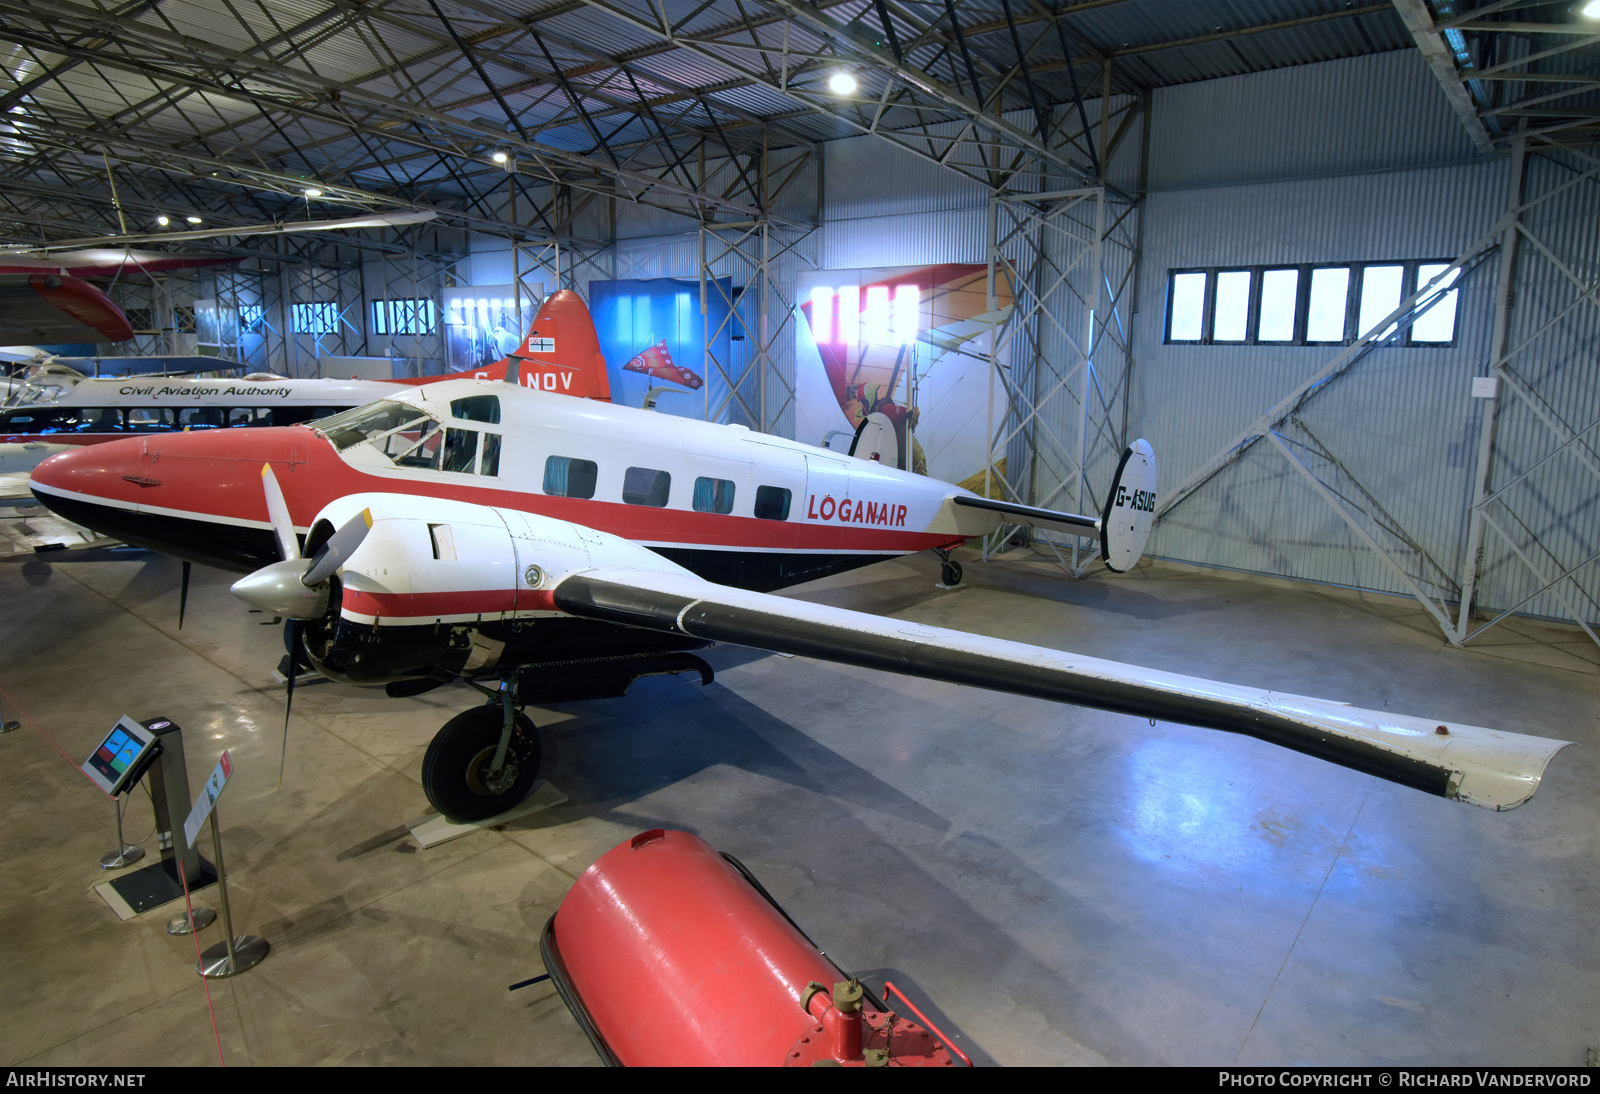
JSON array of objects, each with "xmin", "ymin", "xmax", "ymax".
[
  {"xmin": 1165, "ymin": 271, "xmax": 1206, "ymax": 342},
  {"xmin": 1257, "ymin": 269, "xmax": 1299, "ymax": 342},
  {"xmin": 754, "ymin": 485, "xmax": 791, "ymax": 521},
  {"xmin": 291, "ymin": 301, "xmax": 341, "ymax": 335},
  {"xmin": 1357, "ymin": 265, "xmax": 1405, "ymax": 341},
  {"xmin": 1165, "ymin": 260, "xmax": 1461, "ymax": 347},
  {"xmin": 1211, "ymin": 271, "xmax": 1252, "ymax": 342},
  {"xmin": 1411, "ymin": 264, "xmax": 1461, "ymax": 343},
  {"xmin": 693, "ymin": 476, "xmax": 736, "ymax": 515},
  {"xmin": 544, "ymin": 456, "xmax": 597, "ymax": 499},
  {"xmin": 371, "ymin": 298, "xmax": 437, "ymax": 336},
  {"xmin": 1305, "ymin": 267, "xmax": 1351, "ymax": 343},
  {"xmin": 623, "ymin": 466, "xmax": 671, "ymax": 507}
]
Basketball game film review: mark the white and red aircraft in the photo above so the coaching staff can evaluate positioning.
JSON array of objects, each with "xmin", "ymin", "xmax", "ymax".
[{"xmin": 27, "ymin": 293, "xmax": 1569, "ymax": 823}]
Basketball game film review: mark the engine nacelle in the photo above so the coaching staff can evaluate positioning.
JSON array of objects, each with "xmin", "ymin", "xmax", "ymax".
[
  {"xmin": 290, "ymin": 494, "xmax": 703, "ymax": 687},
  {"xmin": 309, "ymin": 492, "xmax": 694, "ymax": 628}
]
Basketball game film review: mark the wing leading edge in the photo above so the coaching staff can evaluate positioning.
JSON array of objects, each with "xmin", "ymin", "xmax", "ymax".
[{"xmin": 552, "ymin": 568, "xmax": 1569, "ymax": 811}]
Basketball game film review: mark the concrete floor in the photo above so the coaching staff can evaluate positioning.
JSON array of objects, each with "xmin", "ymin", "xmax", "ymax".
[{"xmin": 1, "ymin": 543, "xmax": 1595, "ymax": 1067}]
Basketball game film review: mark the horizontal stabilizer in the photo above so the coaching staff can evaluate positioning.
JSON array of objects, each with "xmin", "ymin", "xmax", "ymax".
[
  {"xmin": 951, "ymin": 494, "xmax": 1098, "ymax": 535},
  {"xmin": 553, "ymin": 568, "xmax": 1569, "ymax": 811},
  {"xmin": 950, "ymin": 439, "xmax": 1157, "ymax": 572}
]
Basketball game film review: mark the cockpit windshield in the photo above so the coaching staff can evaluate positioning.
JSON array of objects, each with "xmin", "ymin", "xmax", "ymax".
[{"xmin": 311, "ymin": 401, "xmax": 445, "ymax": 468}]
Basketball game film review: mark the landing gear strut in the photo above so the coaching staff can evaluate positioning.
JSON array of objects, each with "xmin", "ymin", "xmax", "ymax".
[
  {"xmin": 421, "ymin": 680, "xmax": 543, "ymax": 822},
  {"xmin": 935, "ymin": 548, "xmax": 963, "ymax": 588}
]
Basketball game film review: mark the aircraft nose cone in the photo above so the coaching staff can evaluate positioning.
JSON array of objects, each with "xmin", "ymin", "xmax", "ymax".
[
  {"xmin": 30, "ymin": 435, "xmax": 151, "ymax": 513},
  {"xmin": 29, "ymin": 427, "xmax": 313, "ymax": 571}
]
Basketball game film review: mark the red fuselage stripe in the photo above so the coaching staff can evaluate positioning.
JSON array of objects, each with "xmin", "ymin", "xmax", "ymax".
[{"xmin": 100, "ymin": 427, "xmax": 967, "ymax": 554}]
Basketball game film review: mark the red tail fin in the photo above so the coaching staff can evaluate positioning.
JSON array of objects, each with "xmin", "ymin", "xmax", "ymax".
[{"xmin": 398, "ymin": 290, "xmax": 611, "ymax": 400}]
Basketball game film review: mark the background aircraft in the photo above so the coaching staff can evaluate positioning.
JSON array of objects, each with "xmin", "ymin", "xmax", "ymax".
[{"xmin": 0, "ymin": 210, "xmax": 436, "ymax": 349}]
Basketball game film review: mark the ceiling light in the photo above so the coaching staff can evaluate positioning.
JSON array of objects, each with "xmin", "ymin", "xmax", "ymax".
[
  {"xmin": 156, "ymin": 215, "xmax": 169, "ymax": 227},
  {"xmin": 828, "ymin": 70, "xmax": 857, "ymax": 95},
  {"xmin": 302, "ymin": 187, "xmax": 323, "ymax": 198},
  {"xmin": 186, "ymin": 216, "xmax": 202, "ymax": 224},
  {"xmin": 492, "ymin": 150, "xmax": 509, "ymax": 164},
  {"xmin": 1584, "ymin": 0, "xmax": 1600, "ymax": 17}
]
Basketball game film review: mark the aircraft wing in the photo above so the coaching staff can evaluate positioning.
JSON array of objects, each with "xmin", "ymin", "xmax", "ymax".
[
  {"xmin": 0, "ymin": 273, "xmax": 134, "ymax": 343},
  {"xmin": 551, "ymin": 567, "xmax": 1569, "ymax": 811}
]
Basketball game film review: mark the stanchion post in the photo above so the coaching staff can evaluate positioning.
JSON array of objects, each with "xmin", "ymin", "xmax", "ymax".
[{"xmin": 194, "ymin": 804, "xmax": 269, "ymax": 978}]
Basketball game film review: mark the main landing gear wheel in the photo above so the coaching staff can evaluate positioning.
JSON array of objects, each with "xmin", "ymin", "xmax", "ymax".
[
  {"xmin": 941, "ymin": 560, "xmax": 963, "ymax": 586},
  {"xmin": 421, "ymin": 706, "xmax": 542, "ymax": 823}
]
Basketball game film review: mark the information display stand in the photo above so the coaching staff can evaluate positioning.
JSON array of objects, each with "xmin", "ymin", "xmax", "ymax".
[{"xmin": 94, "ymin": 716, "xmax": 217, "ymax": 915}]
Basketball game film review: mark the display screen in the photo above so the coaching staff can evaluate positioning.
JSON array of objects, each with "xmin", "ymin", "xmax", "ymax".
[{"xmin": 81, "ymin": 716, "xmax": 157, "ymax": 796}]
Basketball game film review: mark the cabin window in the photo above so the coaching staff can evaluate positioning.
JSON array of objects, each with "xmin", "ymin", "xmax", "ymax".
[
  {"xmin": 481, "ymin": 434, "xmax": 502, "ymax": 477},
  {"xmin": 623, "ymin": 466, "xmax": 671, "ymax": 507},
  {"xmin": 693, "ymin": 477, "xmax": 736, "ymax": 515},
  {"xmin": 0, "ymin": 407, "xmax": 116, "ymax": 433},
  {"xmin": 754, "ymin": 485, "xmax": 791, "ymax": 521},
  {"xmin": 388, "ymin": 425, "xmax": 443, "ymax": 469},
  {"xmin": 274, "ymin": 405, "xmax": 345, "ymax": 427},
  {"xmin": 544, "ymin": 456, "xmax": 597, "ymax": 499},
  {"xmin": 450, "ymin": 395, "xmax": 501, "ymax": 424},
  {"xmin": 124, "ymin": 408, "xmax": 177, "ymax": 432},
  {"xmin": 228, "ymin": 408, "xmax": 273, "ymax": 427},
  {"xmin": 316, "ymin": 401, "xmax": 437, "ymax": 452},
  {"xmin": 442, "ymin": 428, "xmax": 477, "ymax": 473},
  {"xmin": 178, "ymin": 407, "xmax": 225, "ymax": 430}
]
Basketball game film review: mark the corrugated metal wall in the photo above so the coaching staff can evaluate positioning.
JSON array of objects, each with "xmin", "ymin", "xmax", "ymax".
[
  {"xmin": 1147, "ymin": 49, "xmax": 1477, "ymax": 190},
  {"xmin": 1135, "ymin": 159, "xmax": 1505, "ymax": 600},
  {"xmin": 1128, "ymin": 46, "xmax": 1594, "ymax": 625},
  {"xmin": 1470, "ymin": 149, "xmax": 1600, "ymax": 624}
]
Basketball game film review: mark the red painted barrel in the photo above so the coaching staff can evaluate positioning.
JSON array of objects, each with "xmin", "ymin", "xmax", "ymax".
[{"xmin": 548, "ymin": 829, "xmax": 839, "ymax": 1066}]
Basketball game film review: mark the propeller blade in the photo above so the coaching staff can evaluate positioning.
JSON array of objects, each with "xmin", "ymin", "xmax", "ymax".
[
  {"xmin": 178, "ymin": 560, "xmax": 190, "ymax": 630},
  {"xmin": 302, "ymin": 509, "xmax": 372, "ymax": 587},
  {"xmin": 279, "ymin": 619, "xmax": 301, "ymax": 791},
  {"xmin": 259, "ymin": 463, "xmax": 299, "ymax": 561}
]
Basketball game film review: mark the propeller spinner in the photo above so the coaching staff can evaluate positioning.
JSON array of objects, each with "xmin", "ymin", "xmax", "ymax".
[{"xmin": 229, "ymin": 464, "xmax": 372, "ymax": 619}]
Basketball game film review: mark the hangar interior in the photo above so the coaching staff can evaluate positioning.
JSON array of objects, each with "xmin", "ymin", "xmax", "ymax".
[{"xmin": 1, "ymin": 0, "xmax": 1598, "ymax": 1068}]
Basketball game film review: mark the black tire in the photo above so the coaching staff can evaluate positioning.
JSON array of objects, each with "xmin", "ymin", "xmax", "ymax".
[
  {"xmin": 421, "ymin": 705, "xmax": 542, "ymax": 822},
  {"xmin": 941, "ymin": 560, "xmax": 963, "ymax": 586}
]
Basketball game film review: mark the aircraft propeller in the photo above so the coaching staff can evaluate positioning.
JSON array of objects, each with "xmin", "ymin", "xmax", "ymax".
[{"xmin": 229, "ymin": 463, "xmax": 371, "ymax": 786}]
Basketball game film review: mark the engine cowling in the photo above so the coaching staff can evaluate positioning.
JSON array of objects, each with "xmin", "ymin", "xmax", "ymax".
[{"xmin": 295, "ymin": 493, "xmax": 697, "ymax": 685}]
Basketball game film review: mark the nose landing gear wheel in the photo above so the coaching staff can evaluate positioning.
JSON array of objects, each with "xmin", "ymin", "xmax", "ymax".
[
  {"xmin": 421, "ymin": 706, "xmax": 542, "ymax": 822},
  {"xmin": 940, "ymin": 559, "xmax": 963, "ymax": 586}
]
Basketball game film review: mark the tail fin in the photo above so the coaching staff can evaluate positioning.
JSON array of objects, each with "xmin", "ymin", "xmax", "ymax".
[{"xmin": 399, "ymin": 290, "xmax": 612, "ymax": 401}]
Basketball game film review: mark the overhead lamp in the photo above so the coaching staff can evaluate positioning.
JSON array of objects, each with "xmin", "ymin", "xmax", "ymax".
[
  {"xmin": 186, "ymin": 215, "xmax": 202, "ymax": 224},
  {"xmin": 302, "ymin": 187, "xmax": 323, "ymax": 198},
  {"xmin": 828, "ymin": 70, "xmax": 857, "ymax": 95},
  {"xmin": 1584, "ymin": 0, "xmax": 1600, "ymax": 17},
  {"xmin": 491, "ymin": 150, "xmax": 509, "ymax": 164},
  {"xmin": 156, "ymin": 215, "xmax": 169, "ymax": 227}
]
